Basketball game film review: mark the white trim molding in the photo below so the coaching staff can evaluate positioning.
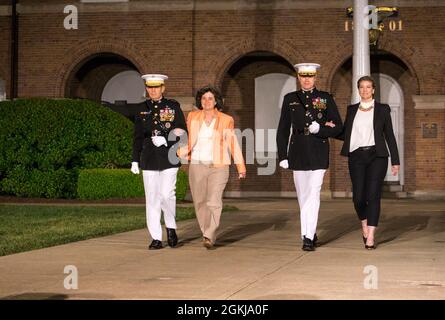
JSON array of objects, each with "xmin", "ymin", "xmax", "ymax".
[
  {"xmin": 409, "ymin": 190, "xmax": 445, "ymax": 200},
  {"xmin": 331, "ymin": 191, "xmax": 353, "ymax": 198},
  {"xmin": 185, "ymin": 190, "xmax": 332, "ymax": 201},
  {"xmin": 413, "ymin": 95, "xmax": 445, "ymax": 110},
  {"xmin": 222, "ymin": 191, "xmax": 332, "ymax": 200}
]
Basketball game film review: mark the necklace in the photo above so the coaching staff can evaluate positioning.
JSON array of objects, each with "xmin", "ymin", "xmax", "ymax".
[{"xmin": 359, "ymin": 104, "xmax": 374, "ymax": 112}]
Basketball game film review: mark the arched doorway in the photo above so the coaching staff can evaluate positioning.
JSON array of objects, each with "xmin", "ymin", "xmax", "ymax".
[
  {"xmin": 255, "ymin": 73, "xmax": 296, "ymax": 155},
  {"xmin": 331, "ymin": 50, "xmax": 417, "ymax": 196},
  {"xmin": 101, "ymin": 70, "xmax": 145, "ymax": 104},
  {"xmin": 373, "ymin": 73, "xmax": 404, "ymax": 185},
  {"xmin": 65, "ymin": 52, "xmax": 142, "ymax": 103},
  {"xmin": 220, "ymin": 51, "xmax": 296, "ymax": 196}
]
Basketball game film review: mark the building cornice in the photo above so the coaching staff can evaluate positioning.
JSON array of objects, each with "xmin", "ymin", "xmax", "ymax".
[{"xmin": 1, "ymin": 0, "xmax": 445, "ymax": 16}]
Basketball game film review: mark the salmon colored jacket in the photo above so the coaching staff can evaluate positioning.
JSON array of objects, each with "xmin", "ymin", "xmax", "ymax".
[{"xmin": 178, "ymin": 109, "xmax": 246, "ymax": 174}]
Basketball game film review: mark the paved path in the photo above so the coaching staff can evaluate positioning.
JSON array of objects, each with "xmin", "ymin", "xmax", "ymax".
[{"xmin": 0, "ymin": 199, "xmax": 444, "ymax": 300}]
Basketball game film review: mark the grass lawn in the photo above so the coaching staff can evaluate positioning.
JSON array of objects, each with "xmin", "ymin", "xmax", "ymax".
[{"xmin": 0, "ymin": 204, "xmax": 238, "ymax": 257}]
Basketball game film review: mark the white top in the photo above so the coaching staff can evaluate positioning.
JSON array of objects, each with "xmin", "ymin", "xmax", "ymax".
[
  {"xmin": 350, "ymin": 100, "xmax": 375, "ymax": 152},
  {"xmin": 191, "ymin": 119, "xmax": 216, "ymax": 163}
]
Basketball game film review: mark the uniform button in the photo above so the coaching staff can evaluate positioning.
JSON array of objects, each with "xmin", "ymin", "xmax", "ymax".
[
  {"xmin": 306, "ymin": 123, "xmax": 309, "ymax": 126},
  {"xmin": 154, "ymin": 121, "xmax": 158, "ymax": 124},
  {"xmin": 305, "ymin": 104, "xmax": 309, "ymax": 107},
  {"xmin": 306, "ymin": 96, "xmax": 309, "ymax": 99},
  {"xmin": 154, "ymin": 113, "xmax": 158, "ymax": 116},
  {"xmin": 154, "ymin": 105, "xmax": 158, "ymax": 108}
]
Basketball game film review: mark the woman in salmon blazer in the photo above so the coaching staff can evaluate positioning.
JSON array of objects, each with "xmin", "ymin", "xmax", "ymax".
[{"xmin": 179, "ymin": 85, "xmax": 246, "ymax": 249}]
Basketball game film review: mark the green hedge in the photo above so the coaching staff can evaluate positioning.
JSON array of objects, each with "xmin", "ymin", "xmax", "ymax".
[
  {"xmin": 0, "ymin": 98, "xmax": 133, "ymax": 198},
  {"xmin": 77, "ymin": 168, "xmax": 188, "ymax": 201}
]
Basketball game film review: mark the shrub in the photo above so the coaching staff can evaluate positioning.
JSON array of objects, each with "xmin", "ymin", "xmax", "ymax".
[
  {"xmin": 0, "ymin": 98, "xmax": 133, "ymax": 198},
  {"xmin": 77, "ymin": 168, "xmax": 188, "ymax": 201},
  {"xmin": 176, "ymin": 169, "xmax": 188, "ymax": 200}
]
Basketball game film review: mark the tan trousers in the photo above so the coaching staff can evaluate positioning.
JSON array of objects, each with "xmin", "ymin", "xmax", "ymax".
[{"xmin": 188, "ymin": 163, "xmax": 229, "ymax": 244}]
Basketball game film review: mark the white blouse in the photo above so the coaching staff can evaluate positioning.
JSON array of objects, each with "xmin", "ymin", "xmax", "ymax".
[
  {"xmin": 349, "ymin": 100, "xmax": 375, "ymax": 152},
  {"xmin": 191, "ymin": 119, "xmax": 216, "ymax": 163}
]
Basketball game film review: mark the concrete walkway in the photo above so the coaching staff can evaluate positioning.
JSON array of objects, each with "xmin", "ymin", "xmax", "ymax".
[{"xmin": 0, "ymin": 198, "xmax": 444, "ymax": 300}]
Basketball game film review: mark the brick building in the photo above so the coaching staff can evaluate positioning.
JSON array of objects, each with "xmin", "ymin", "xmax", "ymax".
[{"xmin": 0, "ymin": 0, "xmax": 444, "ymax": 199}]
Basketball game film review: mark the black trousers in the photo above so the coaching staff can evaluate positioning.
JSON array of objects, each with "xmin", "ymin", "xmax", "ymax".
[{"xmin": 348, "ymin": 146, "xmax": 388, "ymax": 227}]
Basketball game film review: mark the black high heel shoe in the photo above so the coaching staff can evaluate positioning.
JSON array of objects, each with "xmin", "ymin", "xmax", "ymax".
[{"xmin": 365, "ymin": 240, "xmax": 376, "ymax": 250}]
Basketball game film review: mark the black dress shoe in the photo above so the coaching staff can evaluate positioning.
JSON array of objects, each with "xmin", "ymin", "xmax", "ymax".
[
  {"xmin": 362, "ymin": 236, "xmax": 367, "ymax": 245},
  {"xmin": 302, "ymin": 236, "xmax": 315, "ymax": 251},
  {"xmin": 148, "ymin": 240, "xmax": 163, "ymax": 250},
  {"xmin": 313, "ymin": 233, "xmax": 319, "ymax": 247},
  {"xmin": 166, "ymin": 228, "xmax": 178, "ymax": 248}
]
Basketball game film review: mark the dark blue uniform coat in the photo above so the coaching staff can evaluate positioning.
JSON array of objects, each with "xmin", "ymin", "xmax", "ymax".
[
  {"xmin": 132, "ymin": 97, "xmax": 187, "ymax": 171},
  {"xmin": 277, "ymin": 88, "xmax": 343, "ymax": 170}
]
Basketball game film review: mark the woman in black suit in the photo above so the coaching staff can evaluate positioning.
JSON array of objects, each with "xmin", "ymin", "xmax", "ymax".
[{"xmin": 335, "ymin": 76, "xmax": 400, "ymax": 249}]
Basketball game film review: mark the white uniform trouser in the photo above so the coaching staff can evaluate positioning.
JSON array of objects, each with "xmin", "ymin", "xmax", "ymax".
[
  {"xmin": 142, "ymin": 168, "xmax": 178, "ymax": 241},
  {"xmin": 293, "ymin": 169, "xmax": 326, "ymax": 241}
]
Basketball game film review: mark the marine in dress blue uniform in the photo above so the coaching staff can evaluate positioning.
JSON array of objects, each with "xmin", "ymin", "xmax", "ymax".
[
  {"xmin": 131, "ymin": 74, "xmax": 187, "ymax": 250},
  {"xmin": 277, "ymin": 63, "xmax": 343, "ymax": 251}
]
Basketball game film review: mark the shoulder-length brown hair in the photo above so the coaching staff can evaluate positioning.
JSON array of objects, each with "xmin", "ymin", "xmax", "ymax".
[
  {"xmin": 195, "ymin": 85, "xmax": 224, "ymax": 111},
  {"xmin": 357, "ymin": 75, "xmax": 376, "ymax": 89}
]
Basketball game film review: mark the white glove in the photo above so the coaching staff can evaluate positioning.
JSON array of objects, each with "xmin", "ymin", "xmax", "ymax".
[
  {"xmin": 152, "ymin": 135, "xmax": 167, "ymax": 147},
  {"xmin": 279, "ymin": 159, "xmax": 289, "ymax": 169},
  {"xmin": 130, "ymin": 162, "xmax": 140, "ymax": 175},
  {"xmin": 308, "ymin": 121, "xmax": 320, "ymax": 134}
]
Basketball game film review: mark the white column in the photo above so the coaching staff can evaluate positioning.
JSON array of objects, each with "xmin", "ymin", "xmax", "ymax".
[{"xmin": 352, "ymin": 0, "xmax": 371, "ymax": 104}]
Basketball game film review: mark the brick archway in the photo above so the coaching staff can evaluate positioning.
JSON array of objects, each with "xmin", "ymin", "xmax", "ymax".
[
  {"xmin": 54, "ymin": 37, "xmax": 146, "ymax": 97},
  {"xmin": 213, "ymin": 41, "xmax": 304, "ymax": 195},
  {"xmin": 326, "ymin": 41, "xmax": 420, "ymax": 95},
  {"xmin": 377, "ymin": 39, "xmax": 421, "ymax": 94},
  {"xmin": 211, "ymin": 38, "xmax": 304, "ymax": 90}
]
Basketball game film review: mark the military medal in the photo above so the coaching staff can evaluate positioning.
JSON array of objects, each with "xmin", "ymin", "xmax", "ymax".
[
  {"xmin": 317, "ymin": 112, "xmax": 323, "ymax": 119},
  {"xmin": 160, "ymin": 108, "xmax": 175, "ymax": 122},
  {"xmin": 312, "ymin": 97, "xmax": 327, "ymax": 110}
]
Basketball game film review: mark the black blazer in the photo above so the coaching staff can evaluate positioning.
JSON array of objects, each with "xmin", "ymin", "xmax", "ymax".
[{"xmin": 339, "ymin": 102, "xmax": 400, "ymax": 165}]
